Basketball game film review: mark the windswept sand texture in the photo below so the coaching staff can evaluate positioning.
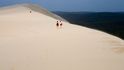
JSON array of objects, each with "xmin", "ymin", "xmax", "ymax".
[{"xmin": 0, "ymin": 4, "xmax": 124, "ymax": 70}]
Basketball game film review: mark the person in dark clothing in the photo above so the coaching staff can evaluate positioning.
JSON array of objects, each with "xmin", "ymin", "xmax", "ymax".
[
  {"xmin": 60, "ymin": 21, "xmax": 63, "ymax": 27},
  {"xmin": 56, "ymin": 21, "xmax": 59, "ymax": 27},
  {"xmin": 30, "ymin": 11, "xmax": 32, "ymax": 13}
]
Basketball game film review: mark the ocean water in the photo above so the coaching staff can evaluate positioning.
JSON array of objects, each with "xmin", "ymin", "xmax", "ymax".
[{"xmin": 53, "ymin": 12, "xmax": 124, "ymax": 40}]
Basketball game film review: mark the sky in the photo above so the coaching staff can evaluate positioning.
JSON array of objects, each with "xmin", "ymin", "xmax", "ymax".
[{"xmin": 0, "ymin": 0, "xmax": 124, "ymax": 12}]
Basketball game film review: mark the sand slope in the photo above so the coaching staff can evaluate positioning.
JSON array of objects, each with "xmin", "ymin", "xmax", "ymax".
[{"xmin": 0, "ymin": 4, "xmax": 124, "ymax": 70}]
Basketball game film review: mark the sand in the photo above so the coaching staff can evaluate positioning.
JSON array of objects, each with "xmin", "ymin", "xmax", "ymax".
[{"xmin": 0, "ymin": 4, "xmax": 124, "ymax": 70}]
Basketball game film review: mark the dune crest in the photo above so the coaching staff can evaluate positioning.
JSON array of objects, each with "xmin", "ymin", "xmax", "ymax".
[{"xmin": 0, "ymin": 4, "xmax": 67, "ymax": 22}]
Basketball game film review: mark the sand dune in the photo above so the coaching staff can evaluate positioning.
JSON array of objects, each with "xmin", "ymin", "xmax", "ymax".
[
  {"xmin": 0, "ymin": 4, "xmax": 67, "ymax": 22},
  {"xmin": 0, "ymin": 4, "xmax": 124, "ymax": 70}
]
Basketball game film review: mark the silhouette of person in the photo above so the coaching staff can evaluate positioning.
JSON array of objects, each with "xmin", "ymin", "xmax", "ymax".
[
  {"xmin": 60, "ymin": 21, "xmax": 63, "ymax": 27},
  {"xmin": 30, "ymin": 11, "xmax": 32, "ymax": 13},
  {"xmin": 56, "ymin": 21, "xmax": 59, "ymax": 27}
]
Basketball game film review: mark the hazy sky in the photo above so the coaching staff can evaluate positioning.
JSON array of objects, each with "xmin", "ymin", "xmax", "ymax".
[{"xmin": 0, "ymin": 0, "xmax": 124, "ymax": 12}]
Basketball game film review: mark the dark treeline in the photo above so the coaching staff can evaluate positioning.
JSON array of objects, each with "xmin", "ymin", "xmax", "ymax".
[{"xmin": 53, "ymin": 12, "xmax": 124, "ymax": 40}]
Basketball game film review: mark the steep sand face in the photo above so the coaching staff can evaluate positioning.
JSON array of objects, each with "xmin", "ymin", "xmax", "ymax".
[{"xmin": 0, "ymin": 4, "xmax": 124, "ymax": 70}]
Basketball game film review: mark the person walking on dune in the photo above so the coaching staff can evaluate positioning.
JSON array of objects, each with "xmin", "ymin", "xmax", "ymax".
[
  {"xmin": 30, "ymin": 11, "xmax": 32, "ymax": 13},
  {"xmin": 56, "ymin": 21, "xmax": 59, "ymax": 28},
  {"xmin": 60, "ymin": 21, "xmax": 63, "ymax": 28}
]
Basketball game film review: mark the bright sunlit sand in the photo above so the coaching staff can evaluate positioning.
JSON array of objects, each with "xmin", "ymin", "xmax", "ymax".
[{"xmin": 0, "ymin": 4, "xmax": 124, "ymax": 70}]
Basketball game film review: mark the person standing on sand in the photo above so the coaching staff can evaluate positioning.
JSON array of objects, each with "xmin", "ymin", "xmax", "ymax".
[
  {"xmin": 30, "ymin": 11, "xmax": 32, "ymax": 13},
  {"xmin": 56, "ymin": 21, "xmax": 59, "ymax": 28},
  {"xmin": 60, "ymin": 21, "xmax": 63, "ymax": 28}
]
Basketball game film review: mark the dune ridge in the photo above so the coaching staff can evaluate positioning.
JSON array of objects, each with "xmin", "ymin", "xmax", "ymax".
[{"xmin": 0, "ymin": 3, "xmax": 67, "ymax": 22}]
